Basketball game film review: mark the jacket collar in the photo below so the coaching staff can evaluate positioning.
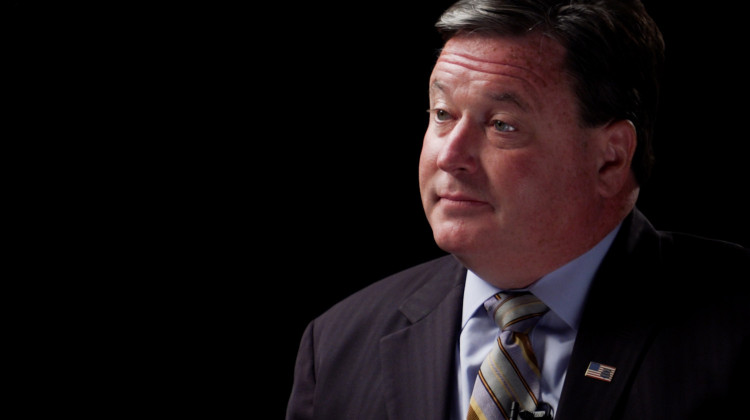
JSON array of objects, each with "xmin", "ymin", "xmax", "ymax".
[
  {"xmin": 380, "ymin": 255, "xmax": 466, "ymax": 420},
  {"xmin": 555, "ymin": 208, "xmax": 664, "ymax": 420}
]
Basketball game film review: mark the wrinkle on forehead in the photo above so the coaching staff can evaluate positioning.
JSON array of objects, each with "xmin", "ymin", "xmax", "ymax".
[
  {"xmin": 430, "ymin": 78, "xmax": 531, "ymax": 111},
  {"xmin": 435, "ymin": 51, "xmax": 549, "ymax": 88},
  {"xmin": 436, "ymin": 33, "xmax": 566, "ymax": 89}
]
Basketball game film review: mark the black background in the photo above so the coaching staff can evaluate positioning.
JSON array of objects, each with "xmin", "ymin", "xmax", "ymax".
[
  {"xmin": 270, "ymin": 1, "xmax": 749, "ymax": 418},
  {"xmin": 10, "ymin": 1, "xmax": 747, "ymax": 418}
]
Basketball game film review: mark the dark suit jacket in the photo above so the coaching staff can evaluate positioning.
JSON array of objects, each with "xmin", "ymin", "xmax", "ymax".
[{"xmin": 286, "ymin": 209, "xmax": 750, "ymax": 419}]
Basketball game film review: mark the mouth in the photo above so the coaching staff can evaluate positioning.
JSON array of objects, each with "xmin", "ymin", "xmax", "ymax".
[{"xmin": 437, "ymin": 193, "xmax": 490, "ymax": 208}]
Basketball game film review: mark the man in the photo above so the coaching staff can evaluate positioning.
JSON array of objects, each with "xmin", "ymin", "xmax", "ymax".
[{"xmin": 286, "ymin": 1, "xmax": 750, "ymax": 419}]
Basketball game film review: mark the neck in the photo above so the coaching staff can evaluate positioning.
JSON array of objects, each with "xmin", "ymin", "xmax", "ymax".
[{"xmin": 460, "ymin": 191, "xmax": 638, "ymax": 289}]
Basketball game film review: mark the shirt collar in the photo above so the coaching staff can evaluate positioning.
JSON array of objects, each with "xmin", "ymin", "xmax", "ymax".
[
  {"xmin": 461, "ymin": 270, "xmax": 502, "ymax": 329},
  {"xmin": 461, "ymin": 223, "xmax": 621, "ymax": 331}
]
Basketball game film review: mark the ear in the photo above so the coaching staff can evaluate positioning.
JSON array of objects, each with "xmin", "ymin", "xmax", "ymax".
[{"xmin": 596, "ymin": 119, "xmax": 637, "ymax": 198}]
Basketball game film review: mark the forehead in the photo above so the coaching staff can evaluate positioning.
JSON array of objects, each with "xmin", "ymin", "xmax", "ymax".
[{"xmin": 430, "ymin": 33, "xmax": 569, "ymax": 104}]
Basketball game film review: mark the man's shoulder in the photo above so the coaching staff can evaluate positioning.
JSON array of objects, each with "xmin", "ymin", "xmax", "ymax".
[
  {"xmin": 656, "ymin": 230, "xmax": 749, "ymax": 273},
  {"xmin": 377, "ymin": 254, "xmax": 464, "ymax": 289},
  {"xmin": 617, "ymin": 209, "xmax": 748, "ymax": 275},
  {"xmin": 645, "ymin": 231, "xmax": 750, "ymax": 317},
  {"xmin": 315, "ymin": 254, "xmax": 464, "ymax": 326}
]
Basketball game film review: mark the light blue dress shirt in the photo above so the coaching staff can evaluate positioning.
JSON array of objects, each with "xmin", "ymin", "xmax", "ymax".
[{"xmin": 451, "ymin": 225, "xmax": 621, "ymax": 420}]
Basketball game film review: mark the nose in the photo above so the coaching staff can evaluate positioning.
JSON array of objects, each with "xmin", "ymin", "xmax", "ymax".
[{"xmin": 435, "ymin": 116, "xmax": 479, "ymax": 174}]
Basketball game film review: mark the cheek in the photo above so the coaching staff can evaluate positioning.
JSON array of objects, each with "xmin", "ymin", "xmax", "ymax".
[
  {"xmin": 485, "ymin": 150, "xmax": 538, "ymax": 192},
  {"xmin": 486, "ymin": 147, "xmax": 581, "ymax": 211},
  {"xmin": 418, "ymin": 135, "xmax": 439, "ymax": 188},
  {"xmin": 517, "ymin": 145, "xmax": 595, "ymax": 210}
]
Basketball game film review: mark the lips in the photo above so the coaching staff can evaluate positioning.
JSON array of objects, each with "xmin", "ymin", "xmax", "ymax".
[{"xmin": 437, "ymin": 192, "xmax": 489, "ymax": 207}]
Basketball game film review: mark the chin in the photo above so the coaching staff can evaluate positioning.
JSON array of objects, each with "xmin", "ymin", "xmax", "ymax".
[{"xmin": 431, "ymin": 226, "xmax": 479, "ymax": 256}]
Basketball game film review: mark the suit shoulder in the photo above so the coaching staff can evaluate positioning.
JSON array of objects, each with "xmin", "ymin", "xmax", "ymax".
[
  {"xmin": 653, "ymin": 231, "xmax": 750, "ymax": 310},
  {"xmin": 659, "ymin": 230, "xmax": 749, "ymax": 272},
  {"xmin": 313, "ymin": 255, "xmax": 462, "ymax": 328}
]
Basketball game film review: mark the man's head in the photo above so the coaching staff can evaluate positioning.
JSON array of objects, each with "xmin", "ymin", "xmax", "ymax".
[
  {"xmin": 436, "ymin": 0, "xmax": 665, "ymax": 185},
  {"xmin": 418, "ymin": 0, "xmax": 664, "ymax": 287}
]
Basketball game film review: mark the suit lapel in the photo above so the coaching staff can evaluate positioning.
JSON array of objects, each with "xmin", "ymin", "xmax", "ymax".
[
  {"xmin": 379, "ymin": 256, "xmax": 466, "ymax": 420},
  {"xmin": 556, "ymin": 209, "xmax": 664, "ymax": 420},
  {"xmin": 555, "ymin": 302, "xmax": 657, "ymax": 420}
]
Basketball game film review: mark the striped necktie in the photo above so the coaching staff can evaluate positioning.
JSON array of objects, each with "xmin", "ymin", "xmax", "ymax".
[{"xmin": 467, "ymin": 292, "xmax": 549, "ymax": 420}]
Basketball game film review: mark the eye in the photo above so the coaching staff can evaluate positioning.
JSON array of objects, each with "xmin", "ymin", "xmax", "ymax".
[
  {"xmin": 432, "ymin": 109, "xmax": 451, "ymax": 121},
  {"xmin": 493, "ymin": 120, "xmax": 517, "ymax": 132}
]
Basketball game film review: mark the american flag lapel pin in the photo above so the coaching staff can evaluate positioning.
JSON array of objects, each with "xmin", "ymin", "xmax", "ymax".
[{"xmin": 585, "ymin": 361, "xmax": 616, "ymax": 382}]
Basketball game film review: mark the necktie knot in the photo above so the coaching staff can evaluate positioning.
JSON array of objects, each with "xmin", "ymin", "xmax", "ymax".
[{"xmin": 484, "ymin": 292, "xmax": 549, "ymax": 334}]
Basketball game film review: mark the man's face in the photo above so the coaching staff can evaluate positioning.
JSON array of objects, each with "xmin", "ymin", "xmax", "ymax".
[{"xmin": 419, "ymin": 33, "xmax": 605, "ymax": 285}]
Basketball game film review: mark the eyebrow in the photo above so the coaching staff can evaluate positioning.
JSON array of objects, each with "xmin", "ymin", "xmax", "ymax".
[
  {"xmin": 430, "ymin": 80, "xmax": 530, "ymax": 111},
  {"xmin": 430, "ymin": 80, "xmax": 447, "ymax": 96},
  {"xmin": 487, "ymin": 91, "xmax": 529, "ymax": 111}
]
